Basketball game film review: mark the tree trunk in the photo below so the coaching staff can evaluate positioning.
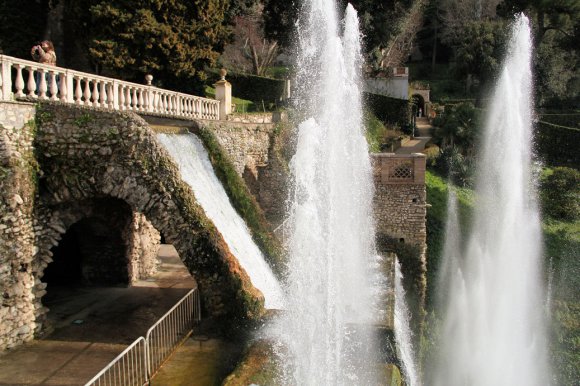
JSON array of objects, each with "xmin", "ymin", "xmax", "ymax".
[{"xmin": 44, "ymin": 0, "xmax": 65, "ymax": 61}]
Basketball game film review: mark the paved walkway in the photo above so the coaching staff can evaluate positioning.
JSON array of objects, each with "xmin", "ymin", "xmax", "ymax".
[
  {"xmin": 0, "ymin": 245, "xmax": 196, "ymax": 386},
  {"xmin": 395, "ymin": 117, "xmax": 434, "ymax": 154}
]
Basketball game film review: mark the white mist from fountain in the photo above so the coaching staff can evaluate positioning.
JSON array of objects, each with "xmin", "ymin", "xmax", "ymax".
[
  {"xmin": 275, "ymin": 1, "xmax": 383, "ymax": 384},
  {"xmin": 157, "ymin": 133, "xmax": 284, "ymax": 309},
  {"xmin": 433, "ymin": 15, "xmax": 549, "ymax": 386},
  {"xmin": 394, "ymin": 258, "xmax": 419, "ymax": 386}
]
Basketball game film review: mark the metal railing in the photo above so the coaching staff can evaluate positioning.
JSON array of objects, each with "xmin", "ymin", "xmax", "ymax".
[
  {"xmin": 83, "ymin": 289, "xmax": 201, "ymax": 386},
  {"xmin": 0, "ymin": 55, "xmax": 220, "ymax": 120},
  {"xmin": 146, "ymin": 288, "xmax": 200, "ymax": 375},
  {"xmin": 84, "ymin": 337, "xmax": 148, "ymax": 386}
]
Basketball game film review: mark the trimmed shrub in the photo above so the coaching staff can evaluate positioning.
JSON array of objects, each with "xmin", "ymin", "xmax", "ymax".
[
  {"xmin": 364, "ymin": 92, "xmax": 411, "ymax": 129},
  {"xmin": 208, "ymin": 70, "xmax": 286, "ymax": 109}
]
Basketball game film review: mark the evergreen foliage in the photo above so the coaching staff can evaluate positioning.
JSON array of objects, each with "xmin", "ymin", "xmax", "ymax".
[
  {"xmin": 88, "ymin": 0, "xmax": 231, "ymax": 92},
  {"xmin": 540, "ymin": 167, "xmax": 580, "ymax": 221}
]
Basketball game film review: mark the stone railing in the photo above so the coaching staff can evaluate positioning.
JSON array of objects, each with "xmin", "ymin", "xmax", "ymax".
[
  {"xmin": 373, "ymin": 153, "xmax": 426, "ymax": 185},
  {"xmin": 0, "ymin": 54, "xmax": 220, "ymax": 120}
]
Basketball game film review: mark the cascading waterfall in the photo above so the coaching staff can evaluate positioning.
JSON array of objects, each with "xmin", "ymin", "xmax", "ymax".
[
  {"xmin": 157, "ymin": 133, "xmax": 284, "ymax": 309},
  {"xmin": 275, "ymin": 1, "xmax": 383, "ymax": 384},
  {"xmin": 394, "ymin": 258, "xmax": 419, "ymax": 386},
  {"xmin": 434, "ymin": 15, "xmax": 549, "ymax": 386}
]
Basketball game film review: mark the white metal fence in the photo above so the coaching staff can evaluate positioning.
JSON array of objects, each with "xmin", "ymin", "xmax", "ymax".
[
  {"xmin": 0, "ymin": 55, "xmax": 220, "ymax": 120},
  {"xmin": 84, "ymin": 289, "xmax": 201, "ymax": 386},
  {"xmin": 146, "ymin": 288, "xmax": 201, "ymax": 375},
  {"xmin": 84, "ymin": 338, "xmax": 148, "ymax": 386}
]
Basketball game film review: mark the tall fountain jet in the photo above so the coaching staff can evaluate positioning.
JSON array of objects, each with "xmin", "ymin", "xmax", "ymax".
[
  {"xmin": 275, "ymin": 0, "xmax": 383, "ymax": 384},
  {"xmin": 434, "ymin": 15, "xmax": 549, "ymax": 386}
]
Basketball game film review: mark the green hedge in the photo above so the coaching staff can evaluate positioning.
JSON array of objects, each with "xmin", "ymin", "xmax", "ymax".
[
  {"xmin": 209, "ymin": 70, "xmax": 286, "ymax": 107},
  {"xmin": 364, "ymin": 92, "xmax": 411, "ymax": 129},
  {"xmin": 536, "ymin": 121, "xmax": 580, "ymax": 168},
  {"xmin": 197, "ymin": 127, "xmax": 285, "ymax": 276}
]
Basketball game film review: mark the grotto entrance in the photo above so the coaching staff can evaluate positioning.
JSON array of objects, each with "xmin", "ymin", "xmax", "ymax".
[
  {"xmin": 43, "ymin": 216, "xmax": 129, "ymax": 288},
  {"xmin": 39, "ymin": 197, "xmax": 197, "ymax": 340}
]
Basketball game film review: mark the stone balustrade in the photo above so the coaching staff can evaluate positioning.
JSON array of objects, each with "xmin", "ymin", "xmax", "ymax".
[{"xmin": 0, "ymin": 55, "xmax": 220, "ymax": 120}]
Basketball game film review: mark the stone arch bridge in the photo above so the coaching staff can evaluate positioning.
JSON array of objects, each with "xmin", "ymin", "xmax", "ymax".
[{"xmin": 0, "ymin": 101, "xmax": 269, "ymax": 350}]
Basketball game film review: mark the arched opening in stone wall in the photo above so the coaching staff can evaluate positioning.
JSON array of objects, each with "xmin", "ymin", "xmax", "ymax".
[
  {"xmin": 43, "ymin": 198, "xmax": 133, "ymax": 288},
  {"xmin": 38, "ymin": 196, "xmax": 197, "ymax": 345},
  {"xmin": 412, "ymin": 94, "xmax": 425, "ymax": 117},
  {"xmin": 43, "ymin": 216, "xmax": 129, "ymax": 287}
]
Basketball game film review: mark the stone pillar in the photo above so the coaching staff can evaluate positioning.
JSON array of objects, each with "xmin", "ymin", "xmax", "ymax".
[
  {"xmin": 372, "ymin": 153, "xmax": 427, "ymax": 349},
  {"xmin": 214, "ymin": 69, "xmax": 232, "ymax": 120}
]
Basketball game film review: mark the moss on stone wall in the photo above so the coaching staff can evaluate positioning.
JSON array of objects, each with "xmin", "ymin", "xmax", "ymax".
[{"xmin": 197, "ymin": 126, "xmax": 285, "ymax": 276}]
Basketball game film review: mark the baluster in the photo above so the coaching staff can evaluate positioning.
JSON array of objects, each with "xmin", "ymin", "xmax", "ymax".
[
  {"xmin": 100, "ymin": 81, "xmax": 107, "ymax": 107},
  {"xmin": 74, "ymin": 76, "xmax": 82, "ymax": 104},
  {"xmin": 92, "ymin": 80, "xmax": 99, "ymax": 107},
  {"xmin": 37, "ymin": 68, "xmax": 48, "ymax": 99},
  {"xmin": 132, "ymin": 88, "xmax": 138, "ymax": 110},
  {"xmin": 49, "ymin": 71, "xmax": 58, "ymax": 100},
  {"xmin": 118, "ymin": 85, "xmax": 125, "ymax": 110},
  {"xmin": 26, "ymin": 67, "xmax": 38, "ymax": 98},
  {"xmin": 83, "ymin": 78, "xmax": 91, "ymax": 105},
  {"xmin": 143, "ymin": 89, "xmax": 148, "ymax": 111},
  {"xmin": 107, "ymin": 83, "xmax": 114, "ymax": 109},
  {"xmin": 161, "ymin": 94, "xmax": 167, "ymax": 112},
  {"xmin": 125, "ymin": 87, "xmax": 132, "ymax": 110},
  {"xmin": 175, "ymin": 95, "xmax": 183, "ymax": 116},
  {"xmin": 194, "ymin": 99, "xmax": 200, "ymax": 118},
  {"xmin": 170, "ymin": 95, "xmax": 176, "ymax": 114},
  {"xmin": 138, "ymin": 89, "xmax": 145, "ymax": 111},
  {"xmin": 150, "ymin": 89, "xmax": 157, "ymax": 113},
  {"xmin": 59, "ymin": 72, "xmax": 67, "ymax": 102},
  {"xmin": 14, "ymin": 64, "xmax": 24, "ymax": 98}
]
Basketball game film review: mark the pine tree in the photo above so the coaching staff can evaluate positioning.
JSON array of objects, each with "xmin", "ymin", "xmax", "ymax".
[{"xmin": 89, "ymin": 0, "xmax": 231, "ymax": 92}]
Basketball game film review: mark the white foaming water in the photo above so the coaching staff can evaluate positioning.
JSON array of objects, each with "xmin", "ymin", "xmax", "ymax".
[
  {"xmin": 434, "ymin": 15, "xmax": 549, "ymax": 386},
  {"xmin": 157, "ymin": 133, "xmax": 284, "ymax": 309},
  {"xmin": 437, "ymin": 188, "xmax": 462, "ymax": 306},
  {"xmin": 275, "ymin": 2, "xmax": 383, "ymax": 384},
  {"xmin": 394, "ymin": 258, "xmax": 419, "ymax": 386}
]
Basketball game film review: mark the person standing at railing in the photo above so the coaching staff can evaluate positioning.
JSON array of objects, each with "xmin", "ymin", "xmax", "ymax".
[
  {"xmin": 30, "ymin": 40, "xmax": 57, "ymax": 96},
  {"xmin": 31, "ymin": 40, "xmax": 57, "ymax": 65}
]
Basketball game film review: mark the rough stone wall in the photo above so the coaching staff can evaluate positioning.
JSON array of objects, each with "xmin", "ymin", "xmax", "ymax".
[
  {"xmin": 126, "ymin": 213, "xmax": 160, "ymax": 283},
  {"xmin": 203, "ymin": 121, "xmax": 274, "ymax": 176},
  {"xmin": 372, "ymin": 153, "xmax": 427, "ymax": 247},
  {"xmin": 0, "ymin": 101, "xmax": 35, "ymax": 130},
  {"xmin": 0, "ymin": 104, "xmax": 39, "ymax": 349},
  {"xmin": 197, "ymin": 120, "xmax": 289, "ymax": 225}
]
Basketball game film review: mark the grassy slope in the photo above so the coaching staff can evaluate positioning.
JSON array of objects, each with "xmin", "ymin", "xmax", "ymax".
[{"xmin": 424, "ymin": 170, "xmax": 579, "ymax": 384}]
